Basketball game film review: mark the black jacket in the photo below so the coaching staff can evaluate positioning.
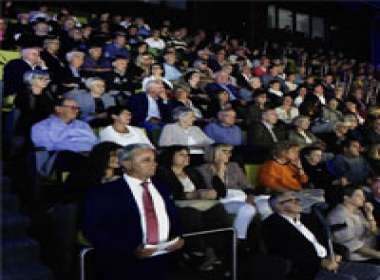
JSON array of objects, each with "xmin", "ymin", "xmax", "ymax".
[{"xmin": 262, "ymin": 213, "xmax": 328, "ymax": 280}]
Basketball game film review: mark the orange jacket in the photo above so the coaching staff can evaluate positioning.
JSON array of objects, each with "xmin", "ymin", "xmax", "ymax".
[{"xmin": 259, "ymin": 160, "xmax": 308, "ymax": 191}]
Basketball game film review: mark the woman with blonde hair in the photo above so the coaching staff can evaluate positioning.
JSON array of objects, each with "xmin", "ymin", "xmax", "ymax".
[{"xmin": 197, "ymin": 143, "xmax": 257, "ymax": 242}]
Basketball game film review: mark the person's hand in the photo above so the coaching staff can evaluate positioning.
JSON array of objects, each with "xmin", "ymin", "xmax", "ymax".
[
  {"xmin": 246, "ymin": 194, "xmax": 256, "ymax": 205},
  {"xmin": 158, "ymin": 90, "xmax": 168, "ymax": 101},
  {"xmin": 166, "ymin": 238, "xmax": 185, "ymax": 252},
  {"xmin": 364, "ymin": 202, "xmax": 374, "ymax": 216},
  {"xmin": 96, "ymin": 112, "xmax": 108, "ymax": 119},
  {"xmin": 334, "ymin": 255, "xmax": 342, "ymax": 263},
  {"xmin": 340, "ymin": 177, "xmax": 349, "ymax": 186},
  {"xmin": 135, "ymin": 245, "xmax": 157, "ymax": 258},
  {"xmin": 147, "ymin": 117, "xmax": 161, "ymax": 124},
  {"xmin": 321, "ymin": 258, "xmax": 339, "ymax": 273},
  {"xmin": 37, "ymin": 58, "xmax": 47, "ymax": 68},
  {"xmin": 198, "ymin": 189, "xmax": 217, "ymax": 200}
]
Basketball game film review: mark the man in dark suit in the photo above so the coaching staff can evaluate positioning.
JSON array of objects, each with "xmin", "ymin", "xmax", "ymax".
[
  {"xmin": 247, "ymin": 108, "xmax": 286, "ymax": 163},
  {"xmin": 263, "ymin": 192, "xmax": 380, "ymax": 280},
  {"xmin": 128, "ymin": 80, "xmax": 172, "ymax": 131},
  {"xmin": 83, "ymin": 144, "xmax": 184, "ymax": 280},
  {"xmin": 3, "ymin": 45, "xmax": 47, "ymax": 97}
]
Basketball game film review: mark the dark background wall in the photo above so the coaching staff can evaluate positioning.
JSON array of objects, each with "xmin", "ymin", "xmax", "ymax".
[{"xmin": 3, "ymin": 1, "xmax": 379, "ymax": 63}]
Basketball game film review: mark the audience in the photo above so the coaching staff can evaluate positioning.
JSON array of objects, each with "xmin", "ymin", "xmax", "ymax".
[{"xmin": 3, "ymin": 6, "xmax": 380, "ymax": 280}]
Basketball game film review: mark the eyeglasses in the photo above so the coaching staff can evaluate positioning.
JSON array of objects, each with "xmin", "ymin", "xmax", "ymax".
[
  {"xmin": 61, "ymin": 105, "xmax": 80, "ymax": 111},
  {"xmin": 278, "ymin": 198, "xmax": 301, "ymax": 205}
]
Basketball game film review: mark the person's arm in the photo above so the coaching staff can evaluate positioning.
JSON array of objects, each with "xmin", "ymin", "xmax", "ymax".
[
  {"xmin": 31, "ymin": 122, "xmax": 54, "ymax": 150},
  {"xmin": 355, "ymin": 245, "xmax": 380, "ymax": 259},
  {"xmin": 158, "ymin": 125, "xmax": 174, "ymax": 147}
]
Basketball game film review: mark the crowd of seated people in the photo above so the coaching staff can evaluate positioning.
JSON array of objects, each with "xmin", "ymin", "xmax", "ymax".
[{"xmin": 2, "ymin": 4, "xmax": 380, "ymax": 280}]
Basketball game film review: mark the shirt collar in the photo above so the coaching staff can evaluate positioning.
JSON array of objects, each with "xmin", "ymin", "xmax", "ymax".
[{"xmin": 123, "ymin": 173, "xmax": 151, "ymax": 186}]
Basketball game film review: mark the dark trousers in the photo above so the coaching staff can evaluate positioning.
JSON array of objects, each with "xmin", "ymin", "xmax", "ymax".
[{"xmin": 177, "ymin": 204, "xmax": 231, "ymax": 254}]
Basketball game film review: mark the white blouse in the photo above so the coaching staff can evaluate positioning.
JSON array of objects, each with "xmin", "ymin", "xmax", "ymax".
[{"xmin": 99, "ymin": 125, "xmax": 154, "ymax": 147}]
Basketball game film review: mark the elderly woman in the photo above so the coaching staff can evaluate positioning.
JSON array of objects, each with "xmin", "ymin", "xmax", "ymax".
[
  {"xmin": 170, "ymin": 84, "xmax": 203, "ymax": 120},
  {"xmin": 156, "ymin": 146, "xmax": 230, "ymax": 271},
  {"xmin": 275, "ymin": 94, "xmax": 299, "ymax": 125},
  {"xmin": 142, "ymin": 63, "xmax": 173, "ymax": 91},
  {"xmin": 61, "ymin": 50, "xmax": 86, "ymax": 92},
  {"xmin": 15, "ymin": 70, "xmax": 55, "ymax": 139},
  {"xmin": 196, "ymin": 143, "xmax": 257, "ymax": 241},
  {"xmin": 40, "ymin": 37, "xmax": 66, "ymax": 85},
  {"xmin": 259, "ymin": 141, "xmax": 309, "ymax": 192},
  {"xmin": 159, "ymin": 107, "xmax": 213, "ymax": 163},
  {"xmin": 99, "ymin": 106, "xmax": 153, "ymax": 147},
  {"xmin": 65, "ymin": 77, "xmax": 115, "ymax": 127},
  {"xmin": 288, "ymin": 115, "xmax": 322, "ymax": 149},
  {"xmin": 327, "ymin": 186, "xmax": 380, "ymax": 264}
]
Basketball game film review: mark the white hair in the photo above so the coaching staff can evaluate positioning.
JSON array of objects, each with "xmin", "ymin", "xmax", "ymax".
[
  {"xmin": 85, "ymin": 77, "xmax": 104, "ymax": 90},
  {"xmin": 65, "ymin": 51, "xmax": 85, "ymax": 62}
]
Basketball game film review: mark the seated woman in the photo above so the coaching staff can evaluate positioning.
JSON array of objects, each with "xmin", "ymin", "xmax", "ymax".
[
  {"xmin": 288, "ymin": 115, "xmax": 323, "ymax": 149},
  {"xmin": 275, "ymin": 94, "xmax": 299, "ymax": 125},
  {"xmin": 141, "ymin": 63, "xmax": 173, "ymax": 91},
  {"xmin": 327, "ymin": 186, "xmax": 380, "ymax": 264},
  {"xmin": 196, "ymin": 143, "xmax": 257, "ymax": 241},
  {"xmin": 159, "ymin": 106, "xmax": 214, "ymax": 164},
  {"xmin": 65, "ymin": 141, "xmax": 123, "ymax": 200},
  {"xmin": 65, "ymin": 77, "xmax": 115, "ymax": 127},
  {"xmin": 170, "ymin": 83, "xmax": 203, "ymax": 120},
  {"xmin": 156, "ymin": 146, "xmax": 230, "ymax": 271},
  {"xmin": 99, "ymin": 106, "xmax": 153, "ymax": 147},
  {"xmin": 259, "ymin": 141, "xmax": 308, "ymax": 192},
  {"xmin": 15, "ymin": 70, "xmax": 55, "ymax": 143}
]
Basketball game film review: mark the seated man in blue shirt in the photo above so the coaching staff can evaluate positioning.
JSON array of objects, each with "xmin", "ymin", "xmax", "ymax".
[
  {"xmin": 31, "ymin": 97, "xmax": 98, "ymax": 173},
  {"xmin": 204, "ymin": 108, "xmax": 242, "ymax": 146},
  {"xmin": 163, "ymin": 51, "xmax": 182, "ymax": 82},
  {"xmin": 104, "ymin": 31, "xmax": 130, "ymax": 60}
]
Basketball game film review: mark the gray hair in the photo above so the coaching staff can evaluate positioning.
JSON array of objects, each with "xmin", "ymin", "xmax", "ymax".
[
  {"xmin": 85, "ymin": 77, "xmax": 105, "ymax": 90},
  {"xmin": 145, "ymin": 80, "xmax": 163, "ymax": 93},
  {"xmin": 117, "ymin": 143, "xmax": 154, "ymax": 162},
  {"xmin": 65, "ymin": 50, "xmax": 85, "ymax": 62},
  {"xmin": 172, "ymin": 106, "xmax": 193, "ymax": 121},
  {"xmin": 23, "ymin": 70, "xmax": 50, "ymax": 86}
]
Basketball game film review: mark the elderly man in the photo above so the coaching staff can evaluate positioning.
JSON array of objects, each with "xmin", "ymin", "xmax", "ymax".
[
  {"xmin": 205, "ymin": 70, "xmax": 240, "ymax": 101},
  {"xmin": 31, "ymin": 97, "xmax": 97, "ymax": 173},
  {"xmin": 263, "ymin": 191, "xmax": 380, "ymax": 280},
  {"xmin": 83, "ymin": 144, "xmax": 184, "ymax": 280},
  {"xmin": 129, "ymin": 80, "xmax": 171, "ymax": 132},
  {"xmin": 3, "ymin": 45, "xmax": 48, "ymax": 97},
  {"xmin": 204, "ymin": 108, "xmax": 242, "ymax": 146}
]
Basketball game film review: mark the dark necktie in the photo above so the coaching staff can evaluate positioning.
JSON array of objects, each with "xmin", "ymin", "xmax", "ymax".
[{"xmin": 141, "ymin": 181, "xmax": 159, "ymax": 244}]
